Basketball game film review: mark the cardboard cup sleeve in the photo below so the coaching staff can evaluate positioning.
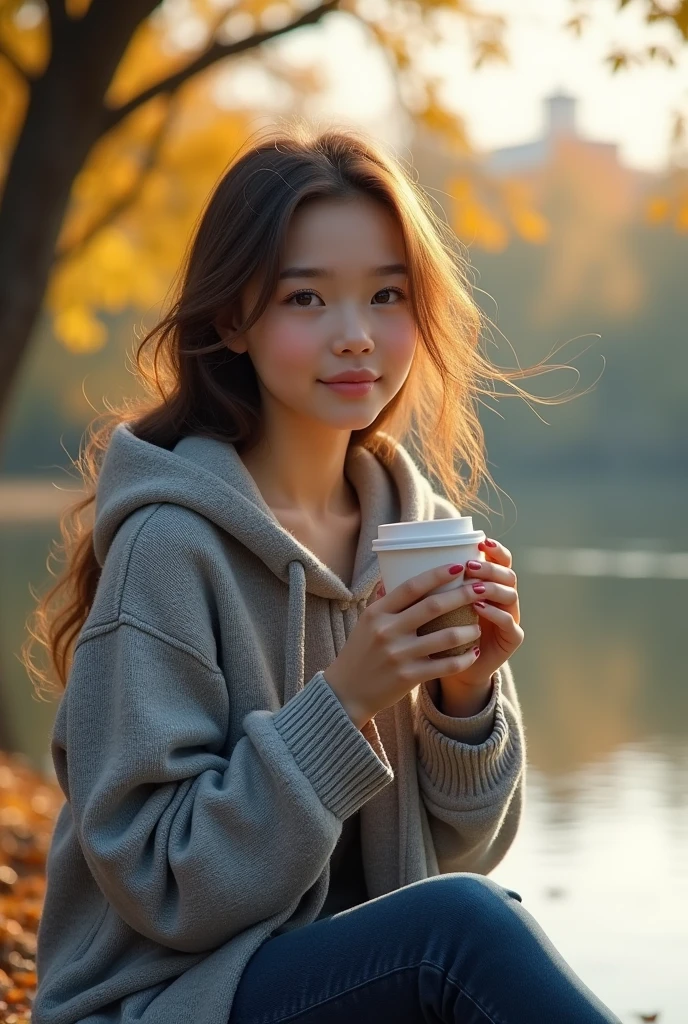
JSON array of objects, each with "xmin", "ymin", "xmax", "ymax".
[{"xmin": 416, "ymin": 603, "xmax": 480, "ymax": 658}]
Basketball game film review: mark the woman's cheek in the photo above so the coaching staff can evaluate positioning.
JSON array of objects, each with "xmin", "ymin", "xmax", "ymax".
[
  {"xmin": 263, "ymin": 321, "xmax": 318, "ymax": 386},
  {"xmin": 384, "ymin": 321, "xmax": 417, "ymax": 379}
]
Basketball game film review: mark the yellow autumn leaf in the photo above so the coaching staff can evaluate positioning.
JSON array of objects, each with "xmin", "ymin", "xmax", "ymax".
[
  {"xmin": 244, "ymin": 0, "xmax": 296, "ymax": 25},
  {"xmin": 66, "ymin": 0, "xmax": 93, "ymax": 17},
  {"xmin": 645, "ymin": 195, "xmax": 670, "ymax": 224},
  {"xmin": 511, "ymin": 207, "xmax": 550, "ymax": 244},
  {"xmin": 0, "ymin": 0, "xmax": 50, "ymax": 77},
  {"xmin": 451, "ymin": 201, "xmax": 483, "ymax": 242},
  {"xmin": 94, "ymin": 227, "xmax": 136, "ymax": 273},
  {"xmin": 476, "ymin": 215, "xmax": 508, "ymax": 252},
  {"xmin": 107, "ymin": 19, "xmax": 187, "ymax": 108},
  {"xmin": 446, "ymin": 176, "xmax": 473, "ymax": 203},
  {"xmin": 53, "ymin": 306, "xmax": 107, "ymax": 354},
  {"xmin": 675, "ymin": 202, "xmax": 688, "ymax": 232},
  {"xmin": 419, "ymin": 103, "xmax": 470, "ymax": 155},
  {"xmin": 0, "ymin": 61, "xmax": 28, "ymax": 179}
]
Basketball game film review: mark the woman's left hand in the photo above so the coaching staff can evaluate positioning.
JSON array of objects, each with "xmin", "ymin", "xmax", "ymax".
[{"xmin": 440, "ymin": 538, "xmax": 524, "ymax": 689}]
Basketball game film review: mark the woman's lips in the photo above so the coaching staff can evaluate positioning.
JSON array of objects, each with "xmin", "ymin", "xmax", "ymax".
[{"xmin": 319, "ymin": 380, "xmax": 378, "ymax": 396}]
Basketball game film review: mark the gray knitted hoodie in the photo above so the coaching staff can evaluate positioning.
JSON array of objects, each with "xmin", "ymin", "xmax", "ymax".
[{"xmin": 33, "ymin": 423, "xmax": 525, "ymax": 1024}]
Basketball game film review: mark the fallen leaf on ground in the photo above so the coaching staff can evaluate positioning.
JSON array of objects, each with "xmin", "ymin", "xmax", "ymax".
[{"xmin": 0, "ymin": 751, "xmax": 64, "ymax": 1024}]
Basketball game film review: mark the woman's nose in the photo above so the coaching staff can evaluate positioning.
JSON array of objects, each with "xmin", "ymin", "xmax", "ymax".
[
  {"xmin": 338, "ymin": 334, "xmax": 374, "ymax": 353},
  {"xmin": 335, "ymin": 314, "xmax": 374, "ymax": 352}
]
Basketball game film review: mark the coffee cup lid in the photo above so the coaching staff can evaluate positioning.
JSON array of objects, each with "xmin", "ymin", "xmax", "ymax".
[{"xmin": 372, "ymin": 517, "xmax": 484, "ymax": 552}]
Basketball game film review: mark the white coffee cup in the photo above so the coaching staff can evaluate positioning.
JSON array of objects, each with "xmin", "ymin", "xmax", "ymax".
[{"xmin": 371, "ymin": 517, "xmax": 486, "ymax": 657}]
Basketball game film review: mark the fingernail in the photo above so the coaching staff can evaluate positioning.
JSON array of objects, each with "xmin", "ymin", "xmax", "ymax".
[
  {"xmin": 473, "ymin": 648, "xmax": 481, "ymax": 658},
  {"xmin": 467, "ymin": 560, "xmax": 481, "ymax": 571},
  {"xmin": 472, "ymin": 583, "xmax": 486, "ymax": 593},
  {"xmin": 377, "ymin": 584, "xmax": 385, "ymax": 596},
  {"xmin": 485, "ymin": 539, "xmax": 497, "ymax": 547},
  {"xmin": 474, "ymin": 600, "xmax": 486, "ymax": 608},
  {"xmin": 448, "ymin": 564, "xmax": 464, "ymax": 575}
]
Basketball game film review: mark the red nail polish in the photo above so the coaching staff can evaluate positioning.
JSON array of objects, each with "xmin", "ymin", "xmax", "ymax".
[
  {"xmin": 473, "ymin": 648, "xmax": 481, "ymax": 657},
  {"xmin": 474, "ymin": 600, "xmax": 486, "ymax": 608},
  {"xmin": 472, "ymin": 583, "xmax": 486, "ymax": 593},
  {"xmin": 485, "ymin": 539, "xmax": 497, "ymax": 547},
  {"xmin": 448, "ymin": 564, "xmax": 464, "ymax": 575}
]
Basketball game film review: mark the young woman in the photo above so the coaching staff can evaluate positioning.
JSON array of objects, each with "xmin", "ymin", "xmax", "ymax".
[{"xmin": 26, "ymin": 123, "xmax": 621, "ymax": 1024}]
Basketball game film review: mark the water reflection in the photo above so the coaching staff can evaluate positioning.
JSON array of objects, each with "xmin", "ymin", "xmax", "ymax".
[
  {"xmin": 492, "ymin": 743, "xmax": 688, "ymax": 1022},
  {"xmin": 524, "ymin": 545, "xmax": 688, "ymax": 578}
]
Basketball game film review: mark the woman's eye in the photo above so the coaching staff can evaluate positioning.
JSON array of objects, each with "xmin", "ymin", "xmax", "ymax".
[
  {"xmin": 286, "ymin": 290, "xmax": 324, "ymax": 307},
  {"xmin": 285, "ymin": 287, "xmax": 405, "ymax": 307},
  {"xmin": 373, "ymin": 287, "xmax": 405, "ymax": 304}
]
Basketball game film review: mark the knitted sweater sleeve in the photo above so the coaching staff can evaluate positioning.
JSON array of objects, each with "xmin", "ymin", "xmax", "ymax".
[
  {"xmin": 413, "ymin": 660, "xmax": 525, "ymax": 875},
  {"xmin": 56, "ymin": 619, "xmax": 393, "ymax": 956}
]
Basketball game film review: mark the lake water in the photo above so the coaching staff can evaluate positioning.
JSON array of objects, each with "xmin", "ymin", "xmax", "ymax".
[{"xmin": 1, "ymin": 472, "xmax": 686, "ymax": 1022}]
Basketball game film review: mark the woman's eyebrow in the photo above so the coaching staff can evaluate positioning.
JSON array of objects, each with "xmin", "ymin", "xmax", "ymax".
[{"xmin": 278, "ymin": 263, "xmax": 407, "ymax": 280}]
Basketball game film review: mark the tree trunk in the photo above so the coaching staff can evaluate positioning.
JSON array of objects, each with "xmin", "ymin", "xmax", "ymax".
[
  {"xmin": 0, "ymin": 0, "xmax": 329, "ymax": 441},
  {"xmin": 0, "ymin": 90, "xmax": 84, "ymax": 435},
  {"xmin": 0, "ymin": 0, "xmax": 159, "ymax": 442},
  {"xmin": 0, "ymin": 3, "xmax": 159, "ymax": 743},
  {"xmin": 0, "ymin": 697, "xmax": 15, "ymax": 753}
]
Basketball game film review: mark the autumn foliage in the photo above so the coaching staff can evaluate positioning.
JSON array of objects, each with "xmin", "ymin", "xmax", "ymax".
[
  {"xmin": 0, "ymin": 0, "xmax": 686, "ymax": 422},
  {"xmin": 0, "ymin": 752, "xmax": 63, "ymax": 1024}
]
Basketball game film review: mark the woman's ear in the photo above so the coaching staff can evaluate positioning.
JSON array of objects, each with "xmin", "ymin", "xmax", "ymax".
[{"xmin": 213, "ymin": 306, "xmax": 247, "ymax": 354}]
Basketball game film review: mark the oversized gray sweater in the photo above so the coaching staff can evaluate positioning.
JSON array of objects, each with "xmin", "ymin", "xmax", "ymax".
[{"xmin": 33, "ymin": 423, "xmax": 526, "ymax": 1024}]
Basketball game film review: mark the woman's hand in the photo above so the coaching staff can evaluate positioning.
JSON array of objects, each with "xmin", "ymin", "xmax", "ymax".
[
  {"xmin": 438, "ymin": 538, "xmax": 524, "ymax": 702},
  {"xmin": 323, "ymin": 562, "xmax": 487, "ymax": 729}
]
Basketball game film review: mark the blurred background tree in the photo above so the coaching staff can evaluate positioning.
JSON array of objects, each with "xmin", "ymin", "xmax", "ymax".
[{"xmin": 0, "ymin": 0, "xmax": 509, "ymax": 436}]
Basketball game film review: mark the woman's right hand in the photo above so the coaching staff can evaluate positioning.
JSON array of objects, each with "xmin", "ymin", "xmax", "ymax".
[{"xmin": 323, "ymin": 562, "xmax": 489, "ymax": 729}]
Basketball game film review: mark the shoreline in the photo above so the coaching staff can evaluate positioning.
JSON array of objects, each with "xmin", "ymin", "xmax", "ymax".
[{"xmin": 0, "ymin": 480, "xmax": 85, "ymax": 523}]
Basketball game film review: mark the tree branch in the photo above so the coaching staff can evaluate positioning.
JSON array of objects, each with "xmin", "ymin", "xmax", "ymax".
[
  {"xmin": 102, "ymin": 0, "xmax": 340, "ymax": 134},
  {"xmin": 81, "ymin": 0, "xmax": 162, "ymax": 36},
  {"xmin": 44, "ymin": 0, "xmax": 68, "ymax": 26},
  {"xmin": 56, "ymin": 98, "xmax": 177, "ymax": 263}
]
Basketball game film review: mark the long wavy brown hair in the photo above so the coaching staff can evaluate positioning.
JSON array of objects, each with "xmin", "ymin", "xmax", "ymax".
[{"xmin": 23, "ymin": 119, "xmax": 587, "ymax": 697}]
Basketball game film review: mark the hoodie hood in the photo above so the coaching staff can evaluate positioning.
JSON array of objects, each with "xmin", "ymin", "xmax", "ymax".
[
  {"xmin": 93, "ymin": 423, "xmax": 439, "ymax": 703},
  {"xmin": 94, "ymin": 423, "xmax": 437, "ymax": 602}
]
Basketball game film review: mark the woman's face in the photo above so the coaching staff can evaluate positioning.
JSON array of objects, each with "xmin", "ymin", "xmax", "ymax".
[{"xmin": 224, "ymin": 195, "xmax": 418, "ymax": 434}]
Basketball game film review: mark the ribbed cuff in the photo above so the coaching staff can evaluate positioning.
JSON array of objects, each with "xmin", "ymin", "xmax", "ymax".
[
  {"xmin": 415, "ymin": 666, "xmax": 521, "ymax": 805},
  {"xmin": 273, "ymin": 671, "xmax": 394, "ymax": 820},
  {"xmin": 418, "ymin": 676, "xmax": 497, "ymax": 744}
]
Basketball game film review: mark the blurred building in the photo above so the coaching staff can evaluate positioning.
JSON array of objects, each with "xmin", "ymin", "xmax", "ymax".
[
  {"xmin": 410, "ymin": 89, "xmax": 654, "ymax": 215},
  {"xmin": 486, "ymin": 91, "xmax": 613, "ymax": 175}
]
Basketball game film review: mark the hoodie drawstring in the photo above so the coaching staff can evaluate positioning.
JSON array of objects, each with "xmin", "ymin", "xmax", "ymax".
[
  {"xmin": 284, "ymin": 559, "xmax": 369, "ymax": 705},
  {"xmin": 284, "ymin": 560, "xmax": 308, "ymax": 706}
]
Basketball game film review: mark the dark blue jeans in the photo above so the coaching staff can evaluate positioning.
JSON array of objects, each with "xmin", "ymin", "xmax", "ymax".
[{"xmin": 230, "ymin": 874, "xmax": 621, "ymax": 1023}]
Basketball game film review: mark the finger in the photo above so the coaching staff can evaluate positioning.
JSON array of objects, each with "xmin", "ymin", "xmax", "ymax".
[
  {"xmin": 478, "ymin": 539, "xmax": 512, "ymax": 569},
  {"xmin": 474, "ymin": 600, "xmax": 519, "ymax": 629},
  {"xmin": 380, "ymin": 561, "xmax": 466, "ymax": 615},
  {"xmin": 474, "ymin": 601, "xmax": 525, "ymax": 644},
  {"xmin": 468, "ymin": 581, "xmax": 518, "ymax": 606},
  {"xmin": 419, "ymin": 644, "xmax": 481, "ymax": 681},
  {"xmin": 413, "ymin": 621, "xmax": 482, "ymax": 660},
  {"xmin": 464, "ymin": 559, "xmax": 517, "ymax": 587},
  {"xmin": 400, "ymin": 578, "xmax": 481, "ymax": 632},
  {"xmin": 473, "ymin": 593, "xmax": 522, "ymax": 622}
]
